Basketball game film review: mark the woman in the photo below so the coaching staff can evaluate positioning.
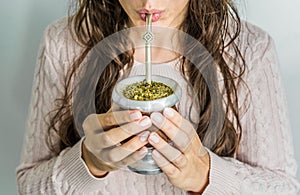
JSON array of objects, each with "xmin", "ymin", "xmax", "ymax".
[{"xmin": 16, "ymin": 0, "xmax": 299, "ymax": 194}]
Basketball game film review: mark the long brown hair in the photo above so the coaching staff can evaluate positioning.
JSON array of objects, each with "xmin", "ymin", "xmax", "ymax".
[{"xmin": 48, "ymin": 0, "xmax": 246, "ymax": 157}]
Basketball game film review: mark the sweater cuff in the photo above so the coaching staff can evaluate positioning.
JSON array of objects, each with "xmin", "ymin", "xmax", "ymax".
[
  {"xmin": 53, "ymin": 137, "xmax": 109, "ymax": 193},
  {"xmin": 202, "ymin": 149, "xmax": 240, "ymax": 194}
]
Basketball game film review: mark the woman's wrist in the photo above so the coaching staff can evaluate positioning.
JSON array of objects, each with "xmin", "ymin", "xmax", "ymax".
[
  {"xmin": 188, "ymin": 180, "xmax": 209, "ymax": 194},
  {"xmin": 188, "ymin": 152, "xmax": 210, "ymax": 194},
  {"xmin": 187, "ymin": 179, "xmax": 209, "ymax": 194},
  {"xmin": 81, "ymin": 143, "xmax": 109, "ymax": 178}
]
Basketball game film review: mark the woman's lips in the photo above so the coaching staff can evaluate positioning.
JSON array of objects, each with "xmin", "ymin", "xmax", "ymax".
[{"xmin": 138, "ymin": 9, "xmax": 163, "ymax": 22}]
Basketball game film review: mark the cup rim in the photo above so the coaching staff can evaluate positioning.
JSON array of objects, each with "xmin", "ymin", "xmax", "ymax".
[{"xmin": 112, "ymin": 75, "xmax": 182, "ymax": 112}]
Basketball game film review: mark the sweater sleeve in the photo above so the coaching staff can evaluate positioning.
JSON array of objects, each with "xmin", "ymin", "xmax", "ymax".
[
  {"xmin": 203, "ymin": 29, "xmax": 300, "ymax": 194},
  {"xmin": 16, "ymin": 20, "xmax": 112, "ymax": 195}
]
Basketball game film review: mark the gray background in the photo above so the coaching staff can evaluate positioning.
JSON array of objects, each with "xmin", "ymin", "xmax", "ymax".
[{"xmin": 0, "ymin": 0, "xmax": 299, "ymax": 194}]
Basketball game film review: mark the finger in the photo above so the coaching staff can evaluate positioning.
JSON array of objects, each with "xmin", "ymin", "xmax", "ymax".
[
  {"xmin": 83, "ymin": 110, "xmax": 143, "ymax": 133},
  {"xmin": 86, "ymin": 116, "xmax": 152, "ymax": 149},
  {"xmin": 148, "ymin": 132, "xmax": 186, "ymax": 168},
  {"xmin": 114, "ymin": 146, "xmax": 148, "ymax": 169},
  {"xmin": 163, "ymin": 107, "xmax": 197, "ymax": 136},
  {"xmin": 150, "ymin": 112, "xmax": 192, "ymax": 152},
  {"xmin": 152, "ymin": 149, "xmax": 180, "ymax": 178},
  {"xmin": 101, "ymin": 131, "xmax": 150, "ymax": 163},
  {"xmin": 104, "ymin": 116, "xmax": 152, "ymax": 145},
  {"xmin": 101, "ymin": 110, "xmax": 145, "ymax": 130}
]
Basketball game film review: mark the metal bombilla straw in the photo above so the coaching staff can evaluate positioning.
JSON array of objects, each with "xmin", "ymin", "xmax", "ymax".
[{"xmin": 144, "ymin": 14, "xmax": 153, "ymax": 85}]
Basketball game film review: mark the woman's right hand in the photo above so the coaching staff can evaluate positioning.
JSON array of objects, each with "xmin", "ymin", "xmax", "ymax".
[{"xmin": 81, "ymin": 109, "xmax": 152, "ymax": 177}]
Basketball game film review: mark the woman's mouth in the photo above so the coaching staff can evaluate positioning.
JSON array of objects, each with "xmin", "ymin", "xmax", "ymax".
[{"xmin": 138, "ymin": 9, "xmax": 163, "ymax": 22}]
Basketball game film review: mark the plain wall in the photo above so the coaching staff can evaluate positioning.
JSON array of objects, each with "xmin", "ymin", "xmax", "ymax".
[
  {"xmin": 0, "ymin": 0, "xmax": 299, "ymax": 194},
  {"xmin": 0, "ymin": 0, "xmax": 67, "ymax": 194}
]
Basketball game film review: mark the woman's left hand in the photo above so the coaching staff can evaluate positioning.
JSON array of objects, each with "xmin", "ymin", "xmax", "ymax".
[{"xmin": 148, "ymin": 107, "xmax": 210, "ymax": 193}]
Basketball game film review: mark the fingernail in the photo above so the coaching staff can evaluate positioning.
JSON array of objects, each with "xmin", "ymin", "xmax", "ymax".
[
  {"xmin": 149, "ymin": 133, "xmax": 160, "ymax": 144},
  {"xmin": 164, "ymin": 107, "xmax": 174, "ymax": 118},
  {"xmin": 140, "ymin": 131, "xmax": 150, "ymax": 142},
  {"xmin": 139, "ymin": 117, "xmax": 151, "ymax": 127},
  {"xmin": 139, "ymin": 147, "xmax": 148, "ymax": 155},
  {"xmin": 152, "ymin": 149, "xmax": 160, "ymax": 157},
  {"xmin": 151, "ymin": 112, "xmax": 163, "ymax": 124},
  {"xmin": 130, "ymin": 111, "xmax": 142, "ymax": 121}
]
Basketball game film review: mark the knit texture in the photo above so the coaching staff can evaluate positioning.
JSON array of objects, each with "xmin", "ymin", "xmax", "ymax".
[{"xmin": 16, "ymin": 17, "xmax": 300, "ymax": 194}]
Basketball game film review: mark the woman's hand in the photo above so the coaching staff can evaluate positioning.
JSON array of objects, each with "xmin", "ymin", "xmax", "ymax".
[
  {"xmin": 81, "ymin": 108, "xmax": 152, "ymax": 177},
  {"xmin": 148, "ymin": 107, "xmax": 210, "ymax": 193}
]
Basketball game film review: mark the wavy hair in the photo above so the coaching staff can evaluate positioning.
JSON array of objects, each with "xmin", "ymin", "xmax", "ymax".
[{"xmin": 48, "ymin": 0, "xmax": 246, "ymax": 157}]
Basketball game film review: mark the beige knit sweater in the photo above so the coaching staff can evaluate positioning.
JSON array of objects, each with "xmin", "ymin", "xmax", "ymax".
[{"xmin": 16, "ymin": 17, "xmax": 300, "ymax": 194}]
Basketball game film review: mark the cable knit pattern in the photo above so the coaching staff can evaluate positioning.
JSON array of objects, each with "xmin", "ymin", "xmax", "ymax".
[{"xmin": 16, "ymin": 17, "xmax": 299, "ymax": 194}]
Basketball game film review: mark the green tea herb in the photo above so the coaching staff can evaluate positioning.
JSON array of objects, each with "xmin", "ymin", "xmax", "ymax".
[{"xmin": 123, "ymin": 80, "xmax": 174, "ymax": 101}]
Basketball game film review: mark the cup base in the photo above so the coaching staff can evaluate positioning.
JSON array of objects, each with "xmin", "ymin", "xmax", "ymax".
[
  {"xmin": 127, "ymin": 147, "xmax": 162, "ymax": 175},
  {"xmin": 128, "ymin": 166, "xmax": 162, "ymax": 175}
]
